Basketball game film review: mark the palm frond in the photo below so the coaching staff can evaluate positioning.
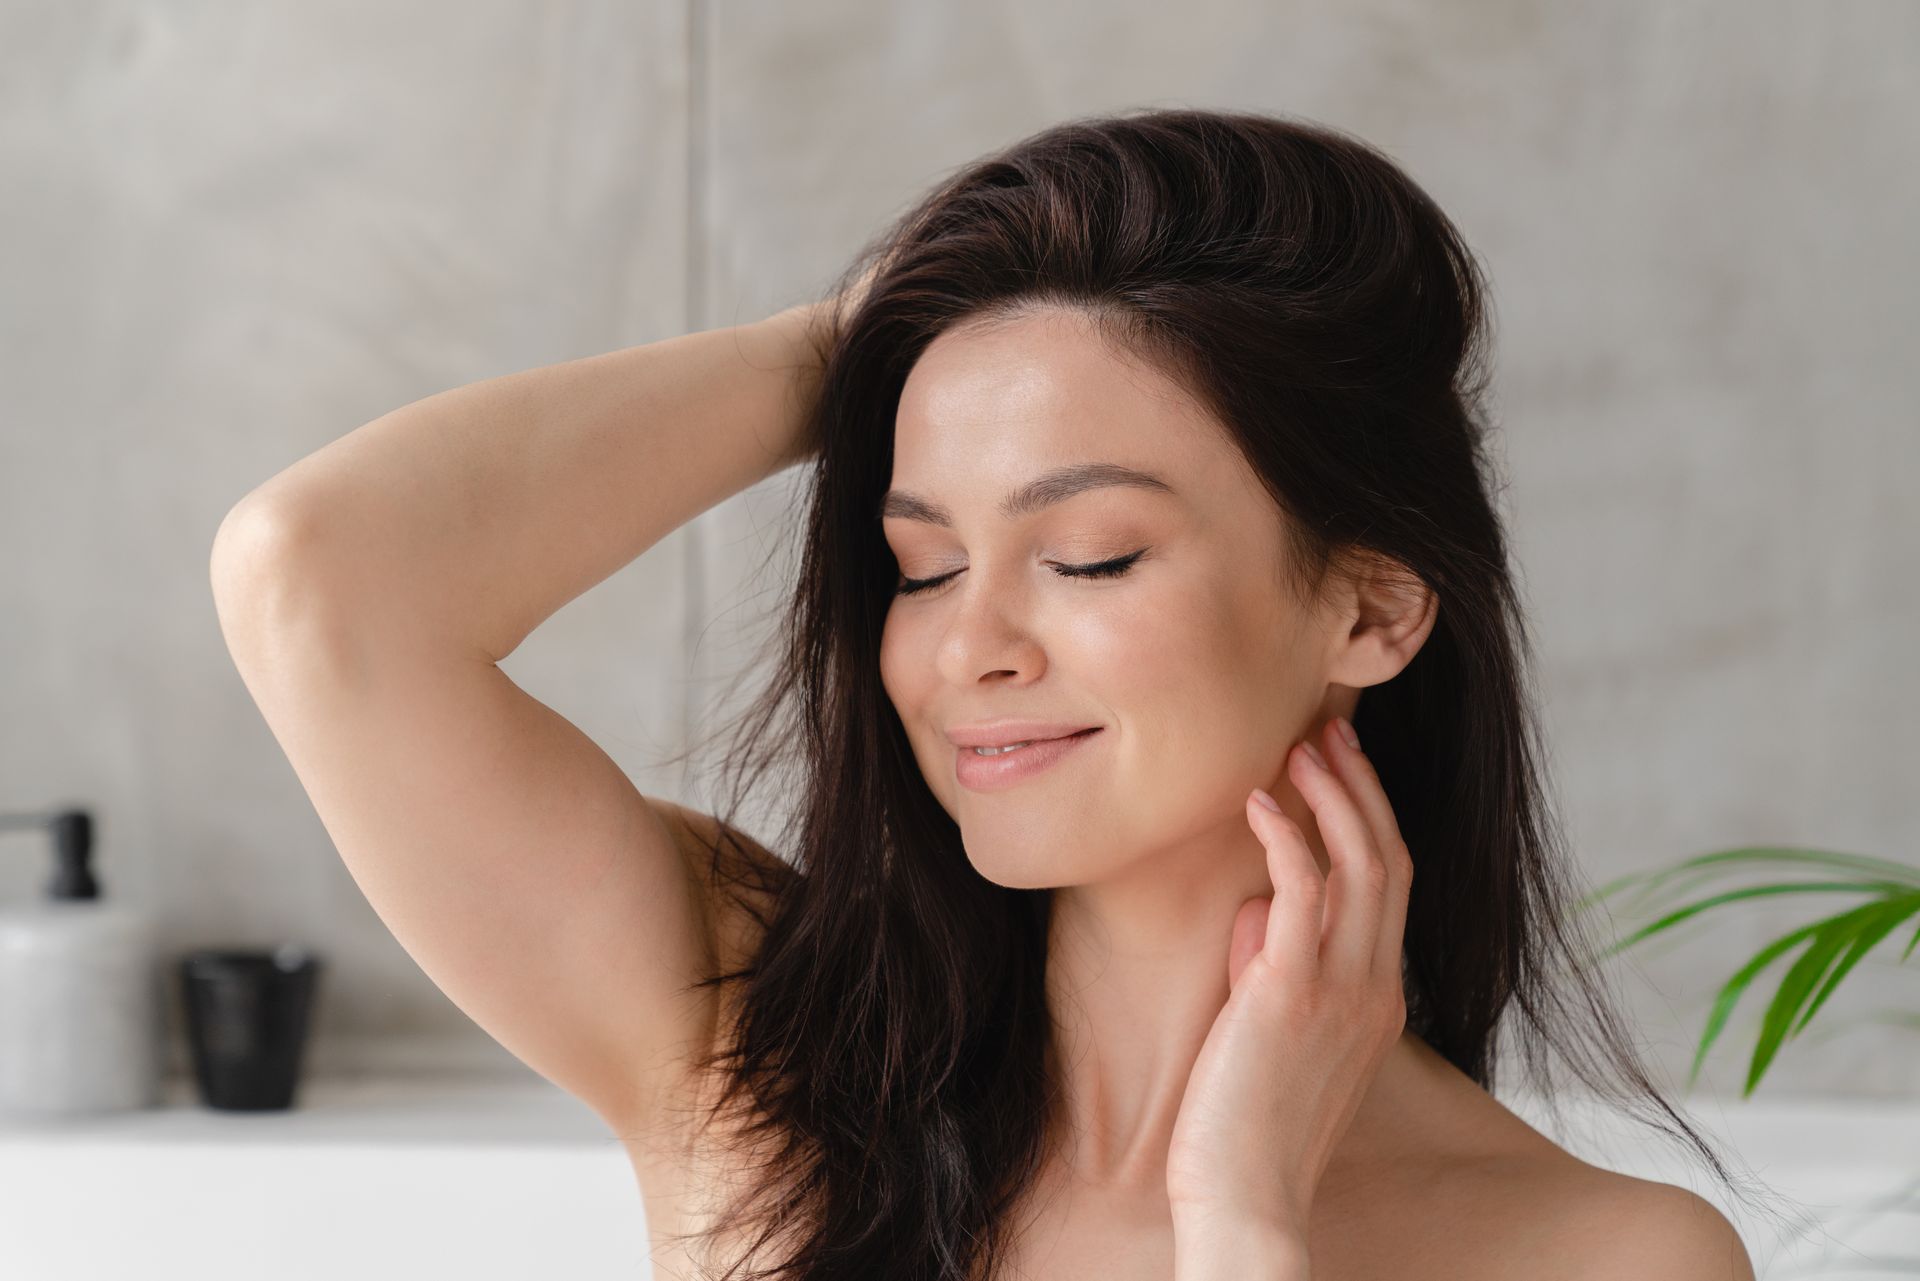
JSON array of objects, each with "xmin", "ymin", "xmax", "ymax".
[
  {"xmin": 1793, "ymin": 892, "xmax": 1920, "ymax": 1036},
  {"xmin": 1742, "ymin": 897, "xmax": 1917, "ymax": 1096},
  {"xmin": 1575, "ymin": 847, "xmax": 1920, "ymax": 1098},
  {"xmin": 1595, "ymin": 882, "xmax": 1904, "ymax": 959}
]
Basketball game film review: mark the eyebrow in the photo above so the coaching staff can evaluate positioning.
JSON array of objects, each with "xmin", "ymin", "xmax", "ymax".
[{"xmin": 878, "ymin": 462, "xmax": 1177, "ymax": 527}]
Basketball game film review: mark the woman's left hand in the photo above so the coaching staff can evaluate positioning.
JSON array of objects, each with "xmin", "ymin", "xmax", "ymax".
[{"xmin": 1165, "ymin": 715, "xmax": 1414, "ymax": 1244}]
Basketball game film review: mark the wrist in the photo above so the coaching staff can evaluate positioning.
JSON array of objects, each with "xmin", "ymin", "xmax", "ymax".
[
  {"xmin": 762, "ymin": 299, "xmax": 834, "ymax": 363},
  {"xmin": 744, "ymin": 306, "xmax": 830, "ymax": 464}
]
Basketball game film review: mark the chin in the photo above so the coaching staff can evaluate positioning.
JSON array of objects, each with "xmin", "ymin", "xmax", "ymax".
[
  {"xmin": 960, "ymin": 839, "xmax": 1098, "ymax": 891},
  {"xmin": 968, "ymin": 861, "xmax": 1062, "ymax": 891}
]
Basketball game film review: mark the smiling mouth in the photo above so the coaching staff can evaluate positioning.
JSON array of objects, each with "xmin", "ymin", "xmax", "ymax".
[
  {"xmin": 953, "ymin": 728, "xmax": 1104, "ymax": 792},
  {"xmin": 967, "ymin": 728, "xmax": 1099, "ymax": 755}
]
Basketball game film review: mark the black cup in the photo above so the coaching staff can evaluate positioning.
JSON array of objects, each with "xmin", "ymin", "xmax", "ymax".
[{"xmin": 178, "ymin": 945, "xmax": 322, "ymax": 1111}]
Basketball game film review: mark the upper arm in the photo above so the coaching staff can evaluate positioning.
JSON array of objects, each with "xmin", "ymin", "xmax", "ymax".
[{"xmin": 210, "ymin": 504, "xmax": 773, "ymax": 1136}]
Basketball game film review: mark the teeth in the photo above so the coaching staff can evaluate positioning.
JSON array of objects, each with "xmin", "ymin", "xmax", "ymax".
[{"xmin": 973, "ymin": 740, "xmax": 1035, "ymax": 756}]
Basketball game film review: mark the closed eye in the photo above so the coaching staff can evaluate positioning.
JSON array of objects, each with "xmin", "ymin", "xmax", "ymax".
[{"xmin": 892, "ymin": 548, "xmax": 1149, "ymax": 598}]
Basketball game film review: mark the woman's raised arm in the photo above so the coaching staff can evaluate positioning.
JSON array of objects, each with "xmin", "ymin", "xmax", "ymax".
[{"xmin": 206, "ymin": 302, "xmax": 831, "ymax": 1134}]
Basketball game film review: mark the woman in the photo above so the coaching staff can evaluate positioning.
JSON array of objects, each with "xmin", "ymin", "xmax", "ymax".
[{"xmin": 212, "ymin": 108, "xmax": 1770, "ymax": 1279}]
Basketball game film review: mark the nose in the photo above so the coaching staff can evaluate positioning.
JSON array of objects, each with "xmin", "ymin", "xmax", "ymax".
[{"xmin": 932, "ymin": 570, "xmax": 1049, "ymax": 689}]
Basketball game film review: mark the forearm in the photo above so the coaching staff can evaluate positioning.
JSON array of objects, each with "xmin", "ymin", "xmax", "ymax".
[
  {"xmin": 215, "ymin": 304, "xmax": 829, "ymax": 663},
  {"xmin": 1173, "ymin": 1220, "xmax": 1312, "ymax": 1281}
]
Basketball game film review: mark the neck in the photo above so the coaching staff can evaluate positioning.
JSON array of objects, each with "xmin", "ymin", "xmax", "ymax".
[{"xmin": 1040, "ymin": 800, "xmax": 1427, "ymax": 1200}]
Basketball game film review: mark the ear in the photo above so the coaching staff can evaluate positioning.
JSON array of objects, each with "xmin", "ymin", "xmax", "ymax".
[{"xmin": 1324, "ymin": 553, "xmax": 1438, "ymax": 689}]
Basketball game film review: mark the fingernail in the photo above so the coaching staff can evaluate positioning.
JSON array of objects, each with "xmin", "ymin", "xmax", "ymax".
[
  {"xmin": 1301, "ymin": 740, "xmax": 1327, "ymax": 769},
  {"xmin": 1335, "ymin": 716, "xmax": 1360, "ymax": 750},
  {"xmin": 1251, "ymin": 787, "xmax": 1282, "ymax": 813}
]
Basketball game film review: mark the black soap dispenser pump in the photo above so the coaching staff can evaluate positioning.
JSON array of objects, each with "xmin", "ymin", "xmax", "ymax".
[{"xmin": 0, "ymin": 806, "xmax": 164, "ymax": 1115}]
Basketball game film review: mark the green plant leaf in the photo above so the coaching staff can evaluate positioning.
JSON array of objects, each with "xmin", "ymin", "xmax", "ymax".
[
  {"xmin": 1743, "ymin": 899, "xmax": 1901, "ymax": 1096},
  {"xmin": 1597, "ymin": 881, "xmax": 1896, "ymax": 959},
  {"xmin": 1784, "ymin": 1006, "xmax": 1920, "ymax": 1046},
  {"xmin": 1791, "ymin": 891, "xmax": 1920, "ymax": 1037},
  {"xmin": 1576, "ymin": 844, "xmax": 1920, "ymax": 1099},
  {"xmin": 1687, "ymin": 918, "xmax": 1827, "ymax": 1089}
]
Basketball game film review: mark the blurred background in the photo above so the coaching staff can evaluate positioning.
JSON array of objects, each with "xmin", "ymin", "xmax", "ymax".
[{"xmin": 2, "ymin": 2, "xmax": 1915, "ymax": 1277}]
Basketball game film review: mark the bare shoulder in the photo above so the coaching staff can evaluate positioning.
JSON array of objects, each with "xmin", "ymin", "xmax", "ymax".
[
  {"xmin": 1424, "ymin": 1146, "xmax": 1754, "ymax": 1281},
  {"xmin": 1338, "ymin": 1041, "xmax": 1753, "ymax": 1281},
  {"xmin": 1541, "ymin": 1159, "xmax": 1755, "ymax": 1281},
  {"xmin": 1397, "ymin": 1144, "xmax": 1758, "ymax": 1275}
]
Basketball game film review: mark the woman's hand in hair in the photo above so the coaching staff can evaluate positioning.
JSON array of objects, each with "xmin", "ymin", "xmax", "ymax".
[
  {"xmin": 1166, "ymin": 716, "xmax": 1413, "ymax": 1249},
  {"xmin": 781, "ymin": 255, "xmax": 887, "ymax": 362}
]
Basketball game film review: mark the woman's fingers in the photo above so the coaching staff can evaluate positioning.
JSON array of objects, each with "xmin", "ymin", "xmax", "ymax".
[
  {"xmin": 1318, "ymin": 720, "xmax": 1410, "ymax": 885},
  {"xmin": 1285, "ymin": 731, "xmax": 1389, "ymax": 976},
  {"xmin": 1316, "ymin": 718, "xmax": 1415, "ymax": 978},
  {"xmin": 1245, "ymin": 790, "xmax": 1322, "ymax": 977},
  {"xmin": 1245, "ymin": 719, "xmax": 1416, "ymax": 984}
]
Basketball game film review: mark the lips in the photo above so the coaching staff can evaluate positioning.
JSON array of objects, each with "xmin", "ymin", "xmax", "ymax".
[
  {"xmin": 968, "ymin": 729, "xmax": 1086, "ymax": 752},
  {"xmin": 945, "ymin": 721, "xmax": 1103, "ymax": 749},
  {"xmin": 954, "ymin": 727, "xmax": 1102, "ymax": 792}
]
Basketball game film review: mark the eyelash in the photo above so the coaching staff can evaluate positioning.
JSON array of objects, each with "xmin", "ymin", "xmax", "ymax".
[{"xmin": 892, "ymin": 549, "xmax": 1149, "ymax": 598}]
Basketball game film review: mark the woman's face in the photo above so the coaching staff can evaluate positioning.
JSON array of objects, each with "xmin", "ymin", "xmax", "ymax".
[{"xmin": 879, "ymin": 305, "xmax": 1338, "ymax": 889}]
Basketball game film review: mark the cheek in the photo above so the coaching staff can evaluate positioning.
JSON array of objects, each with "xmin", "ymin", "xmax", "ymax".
[
  {"xmin": 879, "ymin": 613, "xmax": 948, "ymax": 767},
  {"xmin": 1100, "ymin": 575, "xmax": 1298, "ymax": 761},
  {"xmin": 1082, "ymin": 570, "xmax": 1268, "ymax": 693}
]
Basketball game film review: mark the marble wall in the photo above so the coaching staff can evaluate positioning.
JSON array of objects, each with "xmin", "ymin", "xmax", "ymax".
[{"xmin": 3, "ymin": 1, "xmax": 1914, "ymax": 1098}]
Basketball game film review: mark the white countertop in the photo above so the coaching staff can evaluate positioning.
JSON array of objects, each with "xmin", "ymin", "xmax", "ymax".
[
  {"xmin": 0, "ymin": 1071, "xmax": 650, "ymax": 1281},
  {"xmin": 0, "ymin": 1069, "xmax": 622, "ymax": 1147}
]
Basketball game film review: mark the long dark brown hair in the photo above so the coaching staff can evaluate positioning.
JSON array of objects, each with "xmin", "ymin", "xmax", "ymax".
[{"xmin": 641, "ymin": 106, "xmax": 1796, "ymax": 1279}]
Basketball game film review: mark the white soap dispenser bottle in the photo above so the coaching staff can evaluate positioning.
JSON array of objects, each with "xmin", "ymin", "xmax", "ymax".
[{"xmin": 0, "ymin": 806, "xmax": 164, "ymax": 1116}]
